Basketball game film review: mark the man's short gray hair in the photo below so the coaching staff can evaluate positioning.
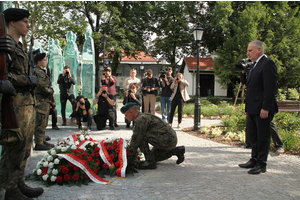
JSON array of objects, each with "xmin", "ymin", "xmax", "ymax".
[{"xmin": 250, "ymin": 40, "xmax": 264, "ymax": 53}]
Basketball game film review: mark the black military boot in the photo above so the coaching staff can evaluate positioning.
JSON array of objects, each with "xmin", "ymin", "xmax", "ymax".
[
  {"xmin": 139, "ymin": 160, "xmax": 157, "ymax": 170},
  {"xmin": 43, "ymin": 141, "xmax": 54, "ymax": 148},
  {"xmin": 5, "ymin": 187, "xmax": 33, "ymax": 200},
  {"xmin": 17, "ymin": 181, "xmax": 44, "ymax": 198},
  {"xmin": 174, "ymin": 146, "xmax": 185, "ymax": 164}
]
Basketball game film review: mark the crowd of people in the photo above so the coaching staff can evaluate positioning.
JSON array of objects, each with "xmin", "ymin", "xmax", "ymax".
[{"xmin": 0, "ymin": 7, "xmax": 283, "ymax": 200}]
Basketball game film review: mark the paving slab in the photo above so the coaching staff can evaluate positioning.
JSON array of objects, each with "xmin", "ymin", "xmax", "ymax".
[{"xmin": 24, "ymin": 104, "xmax": 300, "ymax": 200}]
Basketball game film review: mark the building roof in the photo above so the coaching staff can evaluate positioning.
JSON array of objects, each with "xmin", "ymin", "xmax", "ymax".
[
  {"xmin": 183, "ymin": 57, "xmax": 214, "ymax": 70},
  {"xmin": 121, "ymin": 51, "xmax": 158, "ymax": 63}
]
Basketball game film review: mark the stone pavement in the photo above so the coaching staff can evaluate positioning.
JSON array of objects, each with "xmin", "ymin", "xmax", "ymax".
[{"xmin": 25, "ymin": 107, "xmax": 300, "ymax": 200}]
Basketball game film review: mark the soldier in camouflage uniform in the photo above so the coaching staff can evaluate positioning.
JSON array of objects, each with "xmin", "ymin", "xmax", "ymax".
[
  {"xmin": 0, "ymin": 8, "xmax": 44, "ymax": 200},
  {"xmin": 33, "ymin": 53, "xmax": 54, "ymax": 151},
  {"xmin": 121, "ymin": 102, "xmax": 185, "ymax": 169}
]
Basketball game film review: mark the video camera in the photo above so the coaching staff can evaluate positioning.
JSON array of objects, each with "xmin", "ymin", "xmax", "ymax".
[
  {"xmin": 159, "ymin": 69, "xmax": 167, "ymax": 79},
  {"xmin": 236, "ymin": 58, "xmax": 253, "ymax": 72}
]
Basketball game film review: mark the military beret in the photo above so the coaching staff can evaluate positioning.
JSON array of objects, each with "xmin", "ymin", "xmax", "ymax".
[
  {"xmin": 121, "ymin": 102, "xmax": 138, "ymax": 114},
  {"xmin": 3, "ymin": 8, "xmax": 30, "ymax": 22},
  {"xmin": 33, "ymin": 49, "xmax": 40, "ymax": 56},
  {"xmin": 34, "ymin": 53, "xmax": 46, "ymax": 63}
]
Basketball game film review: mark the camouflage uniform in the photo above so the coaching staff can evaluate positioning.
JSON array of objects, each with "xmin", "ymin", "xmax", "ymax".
[
  {"xmin": 0, "ymin": 35, "xmax": 36, "ymax": 190},
  {"xmin": 127, "ymin": 112, "xmax": 178, "ymax": 162},
  {"xmin": 34, "ymin": 65, "xmax": 51, "ymax": 145}
]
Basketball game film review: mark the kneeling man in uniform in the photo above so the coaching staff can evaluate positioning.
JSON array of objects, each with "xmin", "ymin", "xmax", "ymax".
[{"xmin": 121, "ymin": 102, "xmax": 185, "ymax": 169}]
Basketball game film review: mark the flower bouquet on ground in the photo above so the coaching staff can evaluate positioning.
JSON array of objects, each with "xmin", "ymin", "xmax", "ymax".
[{"xmin": 26, "ymin": 132, "xmax": 142, "ymax": 186}]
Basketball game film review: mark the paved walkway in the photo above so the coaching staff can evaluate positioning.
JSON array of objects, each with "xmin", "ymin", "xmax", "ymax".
[{"xmin": 25, "ymin": 104, "xmax": 300, "ymax": 200}]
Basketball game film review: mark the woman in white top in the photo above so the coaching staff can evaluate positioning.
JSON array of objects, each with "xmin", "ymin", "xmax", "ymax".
[{"xmin": 123, "ymin": 68, "xmax": 141, "ymax": 91}]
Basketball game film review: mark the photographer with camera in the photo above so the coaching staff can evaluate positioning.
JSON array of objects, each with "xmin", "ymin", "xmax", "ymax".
[
  {"xmin": 57, "ymin": 65, "xmax": 76, "ymax": 126},
  {"xmin": 101, "ymin": 66, "xmax": 118, "ymax": 127},
  {"xmin": 159, "ymin": 67, "xmax": 174, "ymax": 123},
  {"xmin": 169, "ymin": 73, "xmax": 190, "ymax": 128},
  {"xmin": 141, "ymin": 69, "xmax": 159, "ymax": 114},
  {"xmin": 123, "ymin": 84, "xmax": 142, "ymax": 128},
  {"xmin": 93, "ymin": 85, "xmax": 115, "ymax": 130},
  {"xmin": 70, "ymin": 95, "xmax": 93, "ymax": 130}
]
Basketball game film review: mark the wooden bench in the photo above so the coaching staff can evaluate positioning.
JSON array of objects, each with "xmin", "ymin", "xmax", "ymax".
[{"xmin": 277, "ymin": 100, "xmax": 300, "ymax": 112}]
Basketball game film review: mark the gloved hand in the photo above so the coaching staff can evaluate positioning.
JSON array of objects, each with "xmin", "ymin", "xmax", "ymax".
[
  {"xmin": 49, "ymin": 88, "xmax": 54, "ymax": 96},
  {"xmin": 51, "ymin": 103, "xmax": 56, "ymax": 109},
  {"xmin": 26, "ymin": 75, "xmax": 38, "ymax": 87},
  {"xmin": 0, "ymin": 80, "xmax": 17, "ymax": 96},
  {"xmin": 0, "ymin": 35, "xmax": 15, "ymax": 54}
]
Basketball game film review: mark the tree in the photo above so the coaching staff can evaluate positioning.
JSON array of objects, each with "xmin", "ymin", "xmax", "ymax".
[
  {"xmin": 19, "ymin": 1, "xmax": 87, "ymax": 51},
  {"xmin": 148, "ymin": 1, "xmax": 202, "ymax": 68},
  {"xmin": 213, "ymin": 1, "xmax": 300, "ymax": 90}
]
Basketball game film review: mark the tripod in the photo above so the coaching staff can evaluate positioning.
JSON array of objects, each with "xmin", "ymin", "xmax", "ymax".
[{"xmin": 234, "ymin": 71, "xmax": 247, "ymax": 106}]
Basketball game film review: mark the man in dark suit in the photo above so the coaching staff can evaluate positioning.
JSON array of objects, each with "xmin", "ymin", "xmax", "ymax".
[{"xmin": 239, "ymin": 40, "xmax": 278, "ymax": 175}]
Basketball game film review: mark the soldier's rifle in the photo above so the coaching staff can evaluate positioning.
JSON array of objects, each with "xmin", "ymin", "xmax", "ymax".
[
  {"xmin": 0, "ymin": 13, "xmax": 19, "ymax": 129},
  {"xmin": 47, "ymin": 44, "xmax": 55, "ymax": 104},
  {"xmin": 28, "ymin": 35, "xmax": 36, "ymax": 96}
]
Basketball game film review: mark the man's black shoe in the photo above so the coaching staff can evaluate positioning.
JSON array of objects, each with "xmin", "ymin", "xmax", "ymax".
[
  {"xmin": 175, "ymin": 146, "xmax": 185, "ymax": 164},
  {"xmin": 248, "ymin": 165, "xmax": 266, "ymax": 174},
  {"xmin": 139, "ymin": 160, "xmax": 157, "ymax": 170},
  {"xmin": 87, "ymin": 126, "xmax": 92, "ymax": 130},
  {"xmin": 61, "ymin": 122, "xmax": 66, "ymax": 126},
  {"xmin": 43, "ymin": 141, "xmax": 54, "ymax": 148},
  {"xmin": 17, "ymin": 181, "xmax": 44, "ymax": 198},
  {"xmin": 5, "ymin": 187, "xmax": 33, "ymax": 200},
  {"xmin": 34, "ymin": 144, "xmax": 51, "ymax": 151},
  {"xmin": 244, "ymin": 145, "xmax": 252, "ymax": 149},
  {"xmin": 239, "ymin": 160, "xmax": 256, "ymax": 168},
  {"xmin": 45, "ymin": 135, "xmax": 51, "ymax": 141},
  {"xmin": 52, "ymin": 126, "xmax": 60, "ymax": 130},
  {"xmin": 110, "ymin": 126, "xmax": 114, "ymax": 130},
  {"xmin": 114, "ymin": 123, "xmax": 119, "ymax": 127},
  {"xmin": 126, "ymin": 124, "xmax": 130, "ymax": 128}
]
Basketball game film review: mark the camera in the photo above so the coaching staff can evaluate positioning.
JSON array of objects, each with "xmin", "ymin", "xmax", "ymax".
[
  {"xmin": 65, "ymin": 70, "xmax": 69, "ymax": 75},
  {"xmin": 80, "ymin": 101, "xmax": 85, "ymax": 106},
  {"xmin": 128, "ymin": 89, "xmax": 133, "ymax": 94},
  {"xmin": 102, "ymin": 90, "xmax": 106, "ymax": 94},
  {"xmin": 147, "ymin": 86, "xmax": 151, "ymax": 92},
  {"xmin": 236, "ymin": 58, "xmax": 253, "ymax": 71},
  {"xmin": 159, "ymin": 69, "xmax": 167, "ymax": 79},
  {"xmin": 176, "ymin": 77, "xmax": 180, "ymax": 80}
]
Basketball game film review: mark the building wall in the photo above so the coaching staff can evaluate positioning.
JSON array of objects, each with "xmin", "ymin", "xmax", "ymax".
[{"xmin": 182, "ymin": 63, "xmax": 227, "ymax": 97}]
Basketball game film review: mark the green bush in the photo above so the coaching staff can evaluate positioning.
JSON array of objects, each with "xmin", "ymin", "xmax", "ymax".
[
  {"xmin": 206, "ymin": 95, "xmax": 221, "ymax": 104},
  {"xmin": 287, "ymin": 88, "xmax": 299, "ymax": 100},
  {"xmin": 280, "ymin": 128, "xmax": 299, "ymax": 151},
  {"xmin": 273, "ymin": 112, "xmax": 300, "ymax": 131},
  {"xmin": 276, "ymin": 88, "xmax": 287, "ymax": 101}
]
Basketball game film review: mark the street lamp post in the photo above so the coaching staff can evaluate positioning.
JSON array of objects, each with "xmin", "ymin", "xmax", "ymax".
[
  {"xmin": 193, "ymin": 22, "xmax": 204, "ymax": 131},
  {"xmin": 102, "ymin": 34, "xmax": 108, "ymax": 69},
  {"xmin": 140, "ymin": 65, "xmax": 144, "ymax": 80}
]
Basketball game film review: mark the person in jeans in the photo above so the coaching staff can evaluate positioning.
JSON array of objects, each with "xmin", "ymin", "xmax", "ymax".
[
  {"xmin": 71, "ymin": 95, "xmax": 93, "ymax": 130},
  {"xmin": 169, "ymin": 73, "xmax": 190, "ymax": 128},
  {"xmin": 57, "ymin": 65, "xmax": 76, "ymax": 126},
  {"xmin": 141, "ymin": 69, "xmax": 159, "ymax": 115},
  {"xmin": 159, "ymin": 67, "xmax": 174, "ymax": 123}
]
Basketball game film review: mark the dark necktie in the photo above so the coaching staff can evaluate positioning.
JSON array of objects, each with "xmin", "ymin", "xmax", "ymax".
[{"xmin": 247, "ymin": 62, "xmax": 256, "ymax": 80}]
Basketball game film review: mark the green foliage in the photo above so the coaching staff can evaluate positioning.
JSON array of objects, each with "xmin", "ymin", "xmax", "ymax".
[
  {"xmin": 273, "ymin": 112, "xmax": 300, "ymax": 131},
  {"xmin": 276, "ymin": 88, "xmax": 287, "ymax": 101},
  {"xmin": 279, "ymin": 129, "xmax": 300, "ymax": 152},
  {"xmin": 287, "ymin": 88, "xmax": 299, "ymax": 100},
  {"xmin": 213, "ymin": 1, "xmax": 300, "ymax": 89},
  {"xmin": 206, "ymin": 96, "xmax": 221, "ymax": 105}
]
